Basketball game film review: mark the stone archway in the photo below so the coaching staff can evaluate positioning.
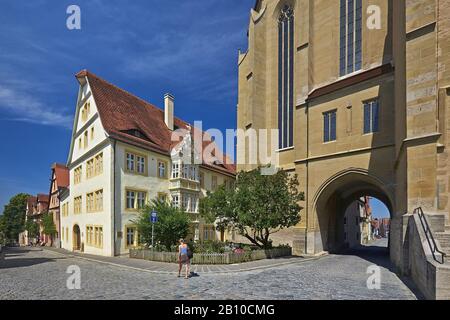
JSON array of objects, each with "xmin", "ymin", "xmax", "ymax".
[
  {"xmin": 73, "ymin": 225, "xmax": 81, "ymax": 251},
  {"xmin": 313, "ymin": 169, "xmax": 394, "ymax": 254}
]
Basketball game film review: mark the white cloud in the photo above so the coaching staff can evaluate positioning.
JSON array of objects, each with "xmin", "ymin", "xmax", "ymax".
[{"xmin": 0, "ymin": 85, "xmax": 72, "ymax": 128}]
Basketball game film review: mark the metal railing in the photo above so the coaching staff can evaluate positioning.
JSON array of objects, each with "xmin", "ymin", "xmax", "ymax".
[{"xmin": 414, "ymin": 207, "xmax": 445, "ymax": 264}]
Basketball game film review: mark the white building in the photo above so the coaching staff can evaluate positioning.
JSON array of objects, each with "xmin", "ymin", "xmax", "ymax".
[
  {"xmin": 343, "ymin": 196, "xmax": 372, "ymax": 249},
  {"xmin": 60, "ymin": 70, "xmax": 236, "ymax": 257}
]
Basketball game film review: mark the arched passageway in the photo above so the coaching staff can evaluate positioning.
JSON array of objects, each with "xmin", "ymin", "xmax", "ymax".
[{"xmin": 314, "ymin": 170, "xmax": 393, "ymax": 254}]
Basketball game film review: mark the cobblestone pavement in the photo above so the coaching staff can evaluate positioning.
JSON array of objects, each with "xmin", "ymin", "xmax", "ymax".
[{"xmin": 0, "ymin": 240, "xmax": 419, "ymax": 300}]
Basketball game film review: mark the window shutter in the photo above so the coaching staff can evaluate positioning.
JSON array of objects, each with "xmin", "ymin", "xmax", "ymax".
[
  {"xmin": 339, "ymin": 0, "xmax": 347, "ymax": 77},
  {"xmin": 278, "ymin": 20, "xmax": 283, "ymax": 149},
  {"xmin": 330, "ymin": 112, "xmax": 337, "ymax": 141},
  {"xmin": 346, "ymin": 0, "xmax": 355, "ymax": 74},
  {"xmin": 355, "ymin": 0, "xmax": 362, "ymax": 70},
  {"xmin": 364, "ymin": 103, "xmax": 371, "ymax": 134},
  {"xmin": 324, "ymin": 113, "xmax": 329, "ymax": 142},
  {"xmin": 372, "ymin": 100, "xmax": 379, "ymax": 132}
]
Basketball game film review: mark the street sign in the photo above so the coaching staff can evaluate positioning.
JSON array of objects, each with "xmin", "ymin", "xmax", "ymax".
[
  {"xmin": 150, "ymin": 210, "xmax": 158, "ymax": 250},
  {"xmin": 151, "ymin": 211, "xmax": 158, "ymax": 223}
]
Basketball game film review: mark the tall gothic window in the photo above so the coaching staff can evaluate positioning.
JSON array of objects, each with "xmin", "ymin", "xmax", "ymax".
[
  {"xmin": 340, "ymin": 0, "xmax": 362, "ymax": 76},
  {"xmin": 278, "ymin": 5, "xmax": 294, "ymax": 149}
]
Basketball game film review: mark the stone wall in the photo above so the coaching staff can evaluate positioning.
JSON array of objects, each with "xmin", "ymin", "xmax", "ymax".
[{"xmin": 404, "ymin": 213, "xmax": 450, "ymax": 299}]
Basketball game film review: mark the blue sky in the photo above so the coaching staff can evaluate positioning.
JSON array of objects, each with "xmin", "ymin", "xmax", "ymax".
[
  {"xmin": 370, "ymin": 198, "xmax": 390, "ymax": 219},
  {"xmin": 0, "ymin": 0, "xmax": 254, "ymax": 210}
]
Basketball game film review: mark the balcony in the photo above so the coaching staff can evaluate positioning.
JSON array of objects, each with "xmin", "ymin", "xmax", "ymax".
[{"xmin": 169, "ymin": 178, "xmax": 200, "ymax": 192}]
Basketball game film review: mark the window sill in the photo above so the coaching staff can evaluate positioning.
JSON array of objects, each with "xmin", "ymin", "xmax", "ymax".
[
  {"xmin": 276, "ymin": 146, "xmax": 294, "ymax": 153},
  {"xmin": 362, "ymin": 131, "xmax": 379, "ymax": 137},
  {"xmin": 86, "ymin": 172, "xmax": 103, "ymax": 180},
  {"xmin": 124, "ymin": 170, "xmax": 148, "ymax": 177},
  {"xmin": 338, "ymin": 68, "xmax": 364, "ymax": 81}
]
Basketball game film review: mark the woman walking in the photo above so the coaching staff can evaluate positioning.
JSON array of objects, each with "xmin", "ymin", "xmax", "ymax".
[{"xmin": 178, "ymin": 238, "xmax": 190, "ymax": 279}]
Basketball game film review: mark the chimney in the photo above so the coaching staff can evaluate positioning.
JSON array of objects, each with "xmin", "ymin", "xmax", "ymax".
[{"xmin": 164, "ymin": 93, "xmax": 174, "ymax": 130}]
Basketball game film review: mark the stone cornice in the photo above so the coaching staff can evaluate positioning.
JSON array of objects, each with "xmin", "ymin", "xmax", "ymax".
[{"xmin": 295, "ymin": 143, "xmax": 395, "ymax": 164}]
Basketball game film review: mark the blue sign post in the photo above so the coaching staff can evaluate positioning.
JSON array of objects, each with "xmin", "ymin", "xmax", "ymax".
[
  {"xmin": 151, "ymin": 211, "xmax": 158, "ymax": 223},
  {"xmin": 150, "ymin": 211, "xmax": 158, "ymax": 249}
]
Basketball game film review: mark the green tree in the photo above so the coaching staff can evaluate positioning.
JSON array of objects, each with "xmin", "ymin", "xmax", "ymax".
[
  {"xmin": 25, "ymin": 219, "xmax": 40, "ymax": 239},
  {"xmin": 135, "ymin": 199, "xmax": 190, "ymax": 251},
  {"xmin": 0, "ymin": 215, "xmax": 6, "ymax": 245},
  {"xmin": 1, "ymin": 193, "xmax": 29, "ymax": 242},
  {"xmin": 200, "ymin": 167, "xmax": 304, "ymax": 249},
  {"xmin": 41, "ymin": 212, "xmax": 56, "ymax": 245}
]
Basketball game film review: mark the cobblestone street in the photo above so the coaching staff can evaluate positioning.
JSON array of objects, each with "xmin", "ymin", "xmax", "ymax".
[{"xmin": 0, "ymin": 240, "xmax": 419, "ymax": 300}]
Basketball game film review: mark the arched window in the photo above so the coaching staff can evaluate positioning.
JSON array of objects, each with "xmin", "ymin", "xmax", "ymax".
[{"xmin": 278, "ymin": 5, "xmax": 294, "ymax": 149}]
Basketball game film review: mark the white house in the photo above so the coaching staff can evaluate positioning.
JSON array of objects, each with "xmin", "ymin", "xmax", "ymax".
[{"xmin": 60, "ymin": 70, "xmax": 236, "ymax": 257}]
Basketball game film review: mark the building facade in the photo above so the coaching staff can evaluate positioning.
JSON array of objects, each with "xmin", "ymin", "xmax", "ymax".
[
  {"xmin": 47, "ymin": 163, "xmax": 69, "ymax": 248},
  {"xmin": 343, "ymin": 196, "xmax": 372, "ymax": 248},
  {"xmin": 237, "ymin": 0, "xmax": 450, "ymax": 273},
  {"xmin": 379, "ymin": 217, "xmax": 390, "ymax": 238},
  {"xmin": 60, "ymin": 70, "xmax": 235, "ymax": 257},
  {"xmin": 18, "ymin": 196, "xmax": 37, "ymax": 246},
  {"xmin": 19, "ymin": 194, "xmax": 50, "ymax": 246}
]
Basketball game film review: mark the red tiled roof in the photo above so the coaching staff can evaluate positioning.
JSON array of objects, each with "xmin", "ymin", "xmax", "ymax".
[
  {"xmin": 76, "ymin": 70, "xmax": 236, "ymax": 176},
  {"xmin": 36, "ymin": 194, "xmax": 49, "ymax": 203},
  {"xmin": 52, "ymin": 163, "xmax": 70, "ymax": 188},
  {"xmin": 27, "ymin": 196, "xmax": 37, "ymax": 209}
]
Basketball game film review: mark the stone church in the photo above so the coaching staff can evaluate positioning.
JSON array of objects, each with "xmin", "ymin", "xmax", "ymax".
[{"xmin": 237, "ymin": 0, "xmax": 450, "ymax": 299}]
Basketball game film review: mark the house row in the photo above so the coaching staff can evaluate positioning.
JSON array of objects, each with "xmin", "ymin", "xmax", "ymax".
[
  {"xmin": 19, "ymin": 194, "xmax": 49, "ymax": 246},
  {"xmin": 31, "ymin": 70, "xmax": 236, "ymax": 256}
]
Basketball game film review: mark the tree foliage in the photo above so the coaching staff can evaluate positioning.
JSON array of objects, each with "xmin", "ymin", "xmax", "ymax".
[
  {"xmin": 0, "ymin": 215, "xmax": 5, "ymax": 245},
  {"xmin": 200, "ymin": 167, "xmax": 304, "ymax": 249},
  {"xmin": 135, "ymin": 200, "xmax": 190, "ymax": 251},
  {"xmin": 41, "ymin": 213, "xmax": 56, "ymax": 237},
  {"xmin": 0, "ymin": 193, "xmax": 29, "ymax": 242},
  {"xmin": 25, "ymin": 219, "xmax": 40, "ymax": 239}
]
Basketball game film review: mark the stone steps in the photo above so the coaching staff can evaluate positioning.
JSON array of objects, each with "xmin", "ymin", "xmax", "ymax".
[{"xmin": 435, "ymin": 232, "xmax": 450, "ymax": 255}]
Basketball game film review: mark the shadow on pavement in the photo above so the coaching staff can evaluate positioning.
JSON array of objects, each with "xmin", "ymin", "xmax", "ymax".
[
  {"xmin": 3, "ymin": 248, "xmax": 41, "ymax": 255},
  {"xmin": 0, "ymin": 247, "xmax": 64, "ymax": 270},
  {"xmin": 341, "ymin": 243, "xmax": 393, "ymax": 271},
  {"xmin": 339, "ymin": 241, "xmax": 425, "ymax": 300},
  {"xmin": 0, "ymin": 258, "xmax": 60, "ymax": 269}
]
